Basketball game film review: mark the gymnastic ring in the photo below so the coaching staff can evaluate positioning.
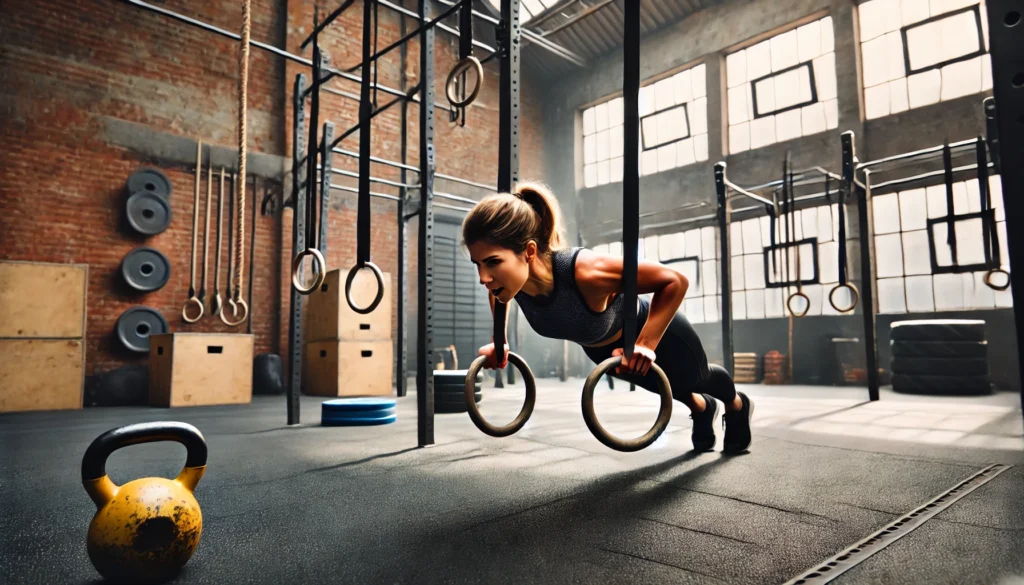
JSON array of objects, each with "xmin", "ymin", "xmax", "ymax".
[
  {"xmin": 445, "ymin": 56, "xmax": 483, "ymax": 108},
  {"xmin": 786, "ymin": 291, "xmax": 811, "ymax": 318},
  {"xmin": 465, "ymin": 352, "xmax": 536, "ymax": 438},
  {"xmin": 182, "ymin": 296, "xmax": 204, "ymax": 324},
  {"xmin": 984, "ymin": 268, "xmax": 1011, "ymax": 291},
  {"xmin": 828, "ymin": 283, "xmax": 859, "ymax": 313},
  {"xmin": 581, "ymin": 357, "xmax": 673, "ymax": 453},
  {"xmin": 345, "ymin": 261, "xmax": 385, "ymax": 315},
  {"xmin": 291, "ymin": 248, "xmax": 326, "ymax": 295},
  {"xmin": 221, "ymin": 298, "xmax": 248, "ymax": 327}
]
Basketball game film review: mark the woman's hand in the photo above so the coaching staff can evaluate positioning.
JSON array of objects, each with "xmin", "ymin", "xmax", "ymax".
[
  {"xmin": 611, "ymin": 344, "xmax": 656, "ymax": 376},
  {"xmin": 478, "ymin": 342, "xmax": 509, "ymax": 369}
]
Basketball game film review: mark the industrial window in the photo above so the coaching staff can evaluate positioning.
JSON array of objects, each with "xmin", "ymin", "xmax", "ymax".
[
  {"xmin": 484, "ymin": 0, "xmax": 559, "ymax": 24},
  {"xmin": 593, "ymin": 224, "xmax": 721, "ymax": 324},
  {"xmin": 582, "ymin": 63, "xmax": 708, "ymax": 189},
  {"xmin": 859, "ymin": 0, "xmax": 991, "ymax": 120},
  {"xmin": 726, "ymin": 16, "xmax": 839, "ymax": 154},
  {"xmin": 873, "ymin": 175, "xmax": 1011, "ymax": 313}
]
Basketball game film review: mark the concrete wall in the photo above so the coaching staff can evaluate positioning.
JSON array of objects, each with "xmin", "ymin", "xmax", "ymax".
[{"xmin": 0, "ymin": 0, "xmax": 546, "ymax": 380}]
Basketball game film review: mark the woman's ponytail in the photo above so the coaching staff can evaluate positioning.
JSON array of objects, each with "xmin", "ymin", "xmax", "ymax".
[
  {"xmin": 514, "ymin": 182, "xmax": 566, "ymax": 253},
  {"xmin": 461, "ymin": 180, "xmax": 567, "ymax": 255}
]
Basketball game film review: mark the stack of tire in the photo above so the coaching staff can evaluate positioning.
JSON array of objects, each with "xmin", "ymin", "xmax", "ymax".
[
  {"xmin": 890, "ymin": 319, "xmax": 992, "ymax": 395},
  {"xmin": 434, "ymin": 370, "xmax": 482, "ymax": 413}
]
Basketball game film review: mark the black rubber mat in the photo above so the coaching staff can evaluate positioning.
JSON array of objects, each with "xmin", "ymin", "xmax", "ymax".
[{"xmin": 892, "ymin": 374, "xmax": 993, "ymax": 395}]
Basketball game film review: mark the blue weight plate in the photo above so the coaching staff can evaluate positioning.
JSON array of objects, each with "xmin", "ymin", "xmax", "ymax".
[
  {"xmin": 321, "ymin": 413, "xmax": 397, "ymax": 426},
  {"xmin": 321, "ymin": 406, "xmax": 397, "ymax": 420},
  {"xmin": 321, "ymin": 397, "xmax": 396, "ymax": 412}
]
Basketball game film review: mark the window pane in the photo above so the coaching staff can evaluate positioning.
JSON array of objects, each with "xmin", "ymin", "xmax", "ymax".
[
  {"xmin": 731, "ymin": 222, "xmax": 744, "ymax": 256},
  {"xmin": 774, "ymin": 67, "xmax": 813, "ymax": 111},
  {"xmin": 660, "ymin": 232, "xmax": 684, "ymax": 259},
  {"xmin": 818, "ymin": 205, "xmax": 834, "ymax": 243},
  {"xmin": 876, "ymin": 233, "xmax": 905, "ymax": 277},
  {"xmin": 686, "ymin": 298, "xmax": 705, "ymax": 323},
  {"xmin": 814, "ymin": 52, "xmax": 838, "ymax": 101},
  {"xmin": 825, "ymin": 98, "xmax": 839, "ymax": 128},
  {"xmin": 584, "ymin": 164, "xmax": 597, "ymax": 188},
  {"xmin": 657, "ymin": 143, "xmax": 677, "ymax": 172},
  {"xmin": 727, "ymin": 50, "xmax": 747, "ymax": 89},
  {"xmin": 899, "ymin": 188, "xmax": 928, "ymax": 230},
  {"xmin": 873, "ymin": 193, "xmax": 902, "ymax": 234},
  {"xmin": 745, "ymin": 255, "xmax": 765, "ymax": 289},
  {"xmin": 754, "ymin": 77, "xmax": 776, "ymax": 115},
  {"xmin": 655, "ymin": 77, "xmax": 675, "ymax": 112},
  {"xmin": 798, "ymin": 19, "xmax": 822, "ymax": 62},
  {"xmin": 733, "ymin": 292, "xmax": 747, "ymax": 320},
  {"xmin": 686, "ymin": 230, "xmax": 703, "ymax": 259},
  {"xmin": 641, "ymin": 116, "xmax": 659, "ymax": 149},
  {"xmin": 677, "ymin": 137, "xmax": 696, "ymax": 166},
  {"xmin": 965, "ymin": 179, "xmax": 982, "ymax": 213},
  {"xmin": 728, "ymin": 87, "xmax": 750, "ymax": 124},
  {"xmin": 607, "ymin": 97, "xmax": 624, "ymax": 128},
  {"xmin": 776, "ymin": 109, "xmax": 802, "ymax": 143},
  {"xmin": 804, "ymin": 284, "xmax": 824, "ymax": 316},
  {"xmin": 583, "ymin": 107, "xmax": 595, "ymax": 135},
  {"xmin": 954, "ymin": 216, "xmax": 987, "ymax": 265},
  {"xmin": 865, "ymin": 83, "xmax": 891, "ymax": 120},
  {"xmin": 940, "ymin": 10, "xmax": 981, "ymax": 64},
  {"xmin": 990, "ymin": 174, "xmax": 1004, "ymax": 221},
  {"xmin": 750, "ymin": 116, "xmax": 777, "ymax": 150},
  {"xmin": 934, "ymin": 273, "xmax": 965, "ymax": 310},
  {"xmin": 673, "ymin": 69, "xmax": 692, "ymax": 105},
  {"xmin": 702, "ymin": 226, "xmax": 718, "ymax": 259},
  {"xmin": 609, "ymin": 156, "xmax": 624, "ymax": 183},
  {"xmin": 597, "ymin": 159, "xmax": 610, "ymax": 185},
  {"xmin": 595, "ymin": 102, "xmax": 609, "ymax": 132},
  {"xmin": 694, "ymin": 133, "xmax": 709, "ymax": 162},
  {"xmin": 766, "ymin": 287, "xmax": 784, "ymax": 317},
  {"xmin": 802, "ymin": 102, "xmax": 827, "ymax": 135},
  {"xmin": 859, "ymin": 0, "xmax": 889, "ymax": 43},
  {"xmin": 730, "ymin": 121, "xmax": 751, "ymax": 154},
  {"xmin": 821, "ymin": 16, "xmax": 835, "ymax": 53},
  {"xmin": 878, "ymin": 277, "xmax": 908, "ymax": 313},
  {"xmin": 862, "ymin": 35, "xmax": 889, "ymax": 88},
  {"xmin": 926, "ymin": 184, "xmax": 948, "ymax": 218},
  {"xmin": 820, "ymin": 241, "xmax": 839, "ymax": 283},
  {"xmin": 610, "ymin": 125, "xmax": 624, "ymax": 158},
  {"xmin": 596, "ymin": 129, "xmax": 610, "ymax": 161},
  {"xmin": 638, "ymin": 86, "xmax": 655, "ymax": 116},
  {"xmin": 703, "ymin": 259, "xmax": 718, "ymax": 293},
  {"xmin": 908, "ymin": 70, "xmax": 942, "ymax": 108},
  {"xmin": 890, "ymin": 78, "xmax": 910, "ymax": 113},
  {"xmin": 941, "ymin": 56, "xmax": 982, "ymax": 101},
  {"xmin": 669, "ymin": 107, "xmax": 690, "ymax": 141},
  {"xmin": 584, "ymin": 135, "xmax": 597, "ymax": 164},
  {"xmin": 747, "ymin": 41, "xmax": 772, "ymax": 81},
  {"xmin": 692, "ymin": 64, "xmax": 707, "ymax": 99},
  {"xmin": 746, "ymin": 289, "xmax": 766, "ymax": 319},
  {"xmin": 902, "ymin": 0, "xmax": 929, "ymax": 26},
  {"xmin": 640, "ymin": 149, "xmax": 659, "ymax": 176},
  {"xmin": 690, "ymin": 97, "xmax": 708, "ymax": 135},
  {"xmin": 742, "ymin": 219, "xmax": 762, "ymax": 254},
  {"xmin": 902, "ymin": 230, "xmax": 932, "ymax": 275},
  {"xmin": 771, "ymin": 29, "xmax": 799, "ymax": 72},
  {"xmin": 886, "ymin": 31, "xmax": 906, "ymax": 81},
  {"xmin": 906, "ymin": 275, "xmax": 935, "ymax": 312}
]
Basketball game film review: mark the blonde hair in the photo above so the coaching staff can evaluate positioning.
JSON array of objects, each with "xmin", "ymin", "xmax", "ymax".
[{"xmin": 461, "ymin": 181, "xmax": 567, "ymax": 255}]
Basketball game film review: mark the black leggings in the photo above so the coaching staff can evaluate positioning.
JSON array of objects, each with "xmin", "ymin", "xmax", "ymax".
[{"xmin": 582, "ymin": 297, "xmax": 738, "ymax": 408}]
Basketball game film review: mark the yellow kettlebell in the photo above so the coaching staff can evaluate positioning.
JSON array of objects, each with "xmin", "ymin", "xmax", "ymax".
[{"xmin": 81, "ymin": 421, "xmax": 208, "ymax": 584}]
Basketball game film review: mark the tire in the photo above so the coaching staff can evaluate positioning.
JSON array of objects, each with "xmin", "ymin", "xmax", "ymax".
[
  {"xmin": 890, "ymin": 340, "xmax": 988, "ymax": 359},
  {"xmin": 437, "ymin": 392, "xmax": 481, "ymax": 404},
  {"xmin": 891, "ymin": 374, "xmax": 993, "ymax": 395},
  {"xmin": 889, "ymin": 319, "xmax": 986, "ymax": 342},
  {"xmin": 890, "ymin": 357, "xmax": 990, "ymax": 376}
]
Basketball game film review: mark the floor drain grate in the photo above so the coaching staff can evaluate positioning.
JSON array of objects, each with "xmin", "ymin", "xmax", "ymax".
[{"xmin": 783, "ymin": 463, "xmax": 1012, "ymax": 585}]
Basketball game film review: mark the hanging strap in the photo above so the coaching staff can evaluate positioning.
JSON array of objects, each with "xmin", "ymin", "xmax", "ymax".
[
  {"xmin": 977, "ymin": 136, "xmax": 1000, "ymax": 267},
  {"xmin": 942, "ymin": 141, "xmax": 958, "ymax": 265},
  {"xmin": 459, "ymin": 0, "xmax": 474, "ymax": 61},
  {"xmin": 305, "ymin": 35, "xmax": 321, "ymax": 255},
  {"xmin": 357, "ymin": 0, "xmax": 374, "ymax": 269},
  {"xmin": 622, "ymin": 0, "xmax": 641, "ymax": 357},
  {"xmin": 837, "ymin": 171, "xmax": 849, "ymax": 285}
]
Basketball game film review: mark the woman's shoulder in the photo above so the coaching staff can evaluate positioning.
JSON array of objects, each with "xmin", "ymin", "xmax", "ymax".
[{"xmin": 571, "ymin": 247, "xmax": 621, "ymax": 290}]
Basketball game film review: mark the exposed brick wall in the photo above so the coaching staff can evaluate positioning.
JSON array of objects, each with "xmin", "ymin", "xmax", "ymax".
[{"xmin": 0, "ymin": 0, "xmax": 545, "ymax": 381}]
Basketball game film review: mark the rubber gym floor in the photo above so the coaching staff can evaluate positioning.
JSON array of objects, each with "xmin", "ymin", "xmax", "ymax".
[{"xmin": 3, "ymin": 379, "xmax": 1023, "ymax": 585}]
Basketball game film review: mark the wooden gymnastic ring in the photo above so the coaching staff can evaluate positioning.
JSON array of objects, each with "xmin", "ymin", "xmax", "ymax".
[
  {"xmin": 786, "ymin": 291, "xmax": 810, "ymax": 318},
  {"xmin": 465, "ymin": 352, "xmax": 536, "ymax": 438},
  {"xmin": 984, "ymin": 268, "xmax": 1010, "ymax": 291},
  {"xmin": 291, "ymin": 248, "xmax": 326, "ymax": 295},
  {"xmin": 181, "ymin": 296, "xmax": 204, "ymax": 323},
  {"xmin": 345, "ymin": 261, "xmax": 385, "ymax": 315},
  {"xmin": 221, "ymin": 298, "xmax": 248, "ymax": 327},
  {"xmin": 828, "ymin": 283, "xmax": 859, "ymax": 313},
  {"xmin": 445, "ymin": 56, "xmax": 483, "ymax": 108},
  {"xmin": 581, "ymin": 357, "xmax": 673, "ymax": 452}
]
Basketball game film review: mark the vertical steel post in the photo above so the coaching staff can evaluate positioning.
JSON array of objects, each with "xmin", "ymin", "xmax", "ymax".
[
  {"xmin": 498, "ymin": 0, "xmax": 521, "ymax": 385},
  {"xmin": 982, "ymin": 0, "xmax": 1024, "ymax": 415},
  {"xmin": 714, "ymin": 162, "xmax": 733, "ymax": 376},
  {"xmin": 417, "ymin": 0, "xmax": 436, "ymax": 447},
  {"xmin": 397, "ymin": 12, "xmax": 410, "ymax": 398},
  {"xmin": 319, "ymin": 122, "xmax": 334, "ymax": 260},
  {"xmin": 288, "ymin": 73, "xmax": 308, "ymax": 426},
  {"xmin": 842, "ymin": 131, "xmax": 880, "ymax": 401}
]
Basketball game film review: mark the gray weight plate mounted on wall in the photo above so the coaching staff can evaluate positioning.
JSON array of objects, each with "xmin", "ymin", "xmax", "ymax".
[
  {"xmin": 125, "ymin": 190, "xmax": 172, "ymax": 236},
  {"xmin": 116, "ymin": 306, "xmax": 170, "ymax": 353},
  {"xmin": 120, "ymin": 247, "xmax": 171, "ymax": 292},
  {"xmin": 127, "ymin": 167, "xmax": 172, "ymax": 199}
]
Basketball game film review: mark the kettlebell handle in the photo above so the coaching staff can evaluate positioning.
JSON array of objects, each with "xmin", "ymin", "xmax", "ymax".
[{"xmin": 81, "ymin": 421, "xmax": 208, "ymax": 508}]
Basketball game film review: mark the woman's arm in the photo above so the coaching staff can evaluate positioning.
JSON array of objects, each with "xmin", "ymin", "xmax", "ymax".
[{"xmin": 576, "ymin": 251, "xmax": 689, "ymax": 351}]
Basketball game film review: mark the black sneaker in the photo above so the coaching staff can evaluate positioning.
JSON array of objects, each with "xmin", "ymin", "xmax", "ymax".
[
  {"xmin": 690, "ymin": 394, "xmax": 718, "ymax": 452},
  {"xmin": 723, "ymin": 392, "xmax": 754, "ymax": 454}
]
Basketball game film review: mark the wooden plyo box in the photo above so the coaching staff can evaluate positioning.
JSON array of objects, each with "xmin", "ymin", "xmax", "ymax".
[
  {"xmin": 0, "ymin": 260, "xmax": 87, "ymax": 338},
  {"xmin": 0, "ymin": 339, "xmax": 85, "ymax": 413},
  {"xmin": 305, "ymin": 268, "xmax": 392, "ymax": 342},
  {"xmin": 149, "ymin": 333, "xmax": 254, "ymax": 407},
  {"xmin": 304, "ymin": 339, "xmax": 393, "ymax": 397}
]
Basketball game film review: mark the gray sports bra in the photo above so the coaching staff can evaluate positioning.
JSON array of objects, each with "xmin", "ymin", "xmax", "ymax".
[{"xmin": 514, "ymin": 247, "xmax": 627, "ymax": 346}]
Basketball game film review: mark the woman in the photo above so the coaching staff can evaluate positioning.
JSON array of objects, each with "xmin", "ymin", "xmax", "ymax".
[{"xmin": 462, "ymin": 182, "xmax": 754, "ymax": 454}]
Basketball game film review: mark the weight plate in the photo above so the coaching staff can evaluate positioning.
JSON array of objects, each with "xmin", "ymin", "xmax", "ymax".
[
  {"xmin": 437, "ymin": 392, "xmax": 481, "ymax": 404},
  {"xmin": 120, "ymin": 247, "xmax": 171, "ymax": 292},
  {"xmin": 321, "ymin": 397, "xmax": 397, "ymax": 412},
  {"xmin": 890, "ymin": 340, "xmax": 988, "ymax": 359},
  {"xmin": 125, "ymin": 190, "xmax": 172, "ymax": 236},
  {"xmin": 127, "ymin": 167, "xmax": 172, "ymax": 199},
  {"xmin": 322, "ymin": 406, "xmax": 398, "ymax": 420},
  {"xmin": 322, "ymin": 412, "xmax": 397, "ymax": 426},
  {"xmin": 891, "ymin": 374, "xmax": 993, "ymax": 396},
  {"xmin": 890, "ymin": 357, "xmax": 990, "ymax": 377},
  {"xmin": 115, "ymin": 306, "xmax": 170, "ymax": 353},
  {"xmin": 889, "ymin": 319, "xmax": 986, "ymax": 342},
  {"xmin": 435, "ymin": 383, "xmax": 481, "ymax": 394}
]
